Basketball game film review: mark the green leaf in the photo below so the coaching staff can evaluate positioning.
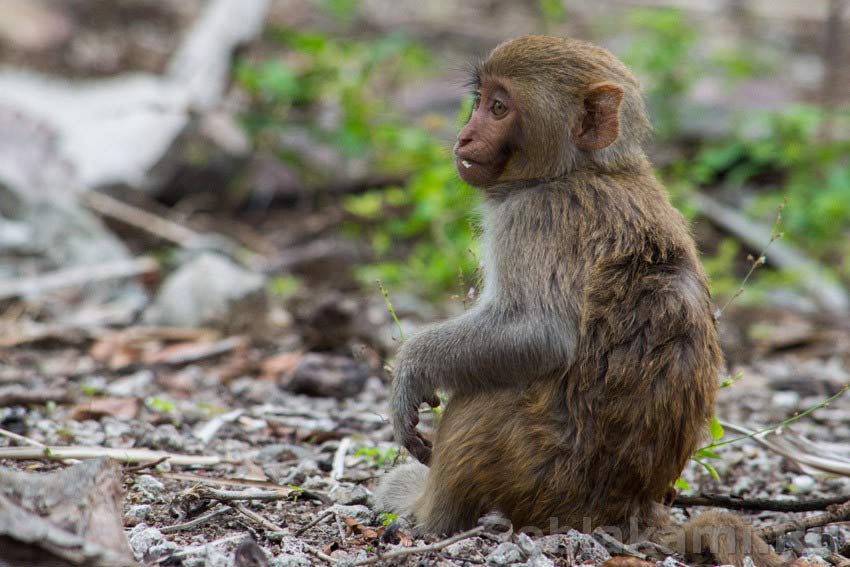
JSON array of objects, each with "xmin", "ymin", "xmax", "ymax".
[
  {"xmin": 708, "ymin": 416, "xmax": 725, "ymax": 440},
  {"xmin": 674, "ymin": 478, "xmax": 690, "ymax": 491}
]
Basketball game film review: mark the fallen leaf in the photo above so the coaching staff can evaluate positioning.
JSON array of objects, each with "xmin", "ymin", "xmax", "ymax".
[
  {"xmin": 344, "ymin": 517, "xmax": 379, "ymax": 539},
  {"xmin": 70, "ymin": 397, "xmax": 139, "ymax": 421},
  {"xmin": 260, "ymin": 351, "xmax": 304, "ymax": 381},
  {"xmin": 89, "ymin": 333, "xmax": 144, "ymax": 369}
]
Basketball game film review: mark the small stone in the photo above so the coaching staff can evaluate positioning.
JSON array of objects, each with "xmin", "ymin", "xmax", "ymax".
[
  {"xmin": 791, "ymin": 475, "xmax": 816, "ymax": 494},
  {"xmin": 271, "ymin": 555, "xmax": 311, "ymax": 567},
  {"xmin": 285, "ymin": 353, "xmax": 370, "ymax": 399},
  {"xmin": 202, "ymin": 546, "xmax": 231, "ymax": 567},
  {"xmin": 264, "ymin": 459, "xmax": 319, "ymax": 486},
  {"xmin": 564, "ymin": 530, "xmax": 611, "ymax": 565},
  {"xmin": 256, "ymin": 444, "xmax": 311, "ymax": 463},
  {"xmin": 772, "ymin": 391, "xmax": 800, "ymax": 408},
  {"xmin": 136, "ymin": 474, "xmax": 165, "ymax": 499},
  {"xmin": 144, "ymin": 253, "xmax": 268, "ymax": 334},
  {"xmin": 486, "ymin": 542, "xmax": 524, "ymax": 565},
  {"xmin": 128, "ymin": 525, "xmax": 166, "ymax": 559},
  {"xmin": 333, "ymin": 504, "xmax": 373, "ymax": 524},
  {"xmin": 328, "ymin": 484, "xmax": 370, "ymax": 505},
  {"xmin": 106, "ymin": 370, "xmax": 154, "ymax": 398},
  {"xmin": 517, "ymin": 533, "xmax": 540, "ymax": 557},
  {"xmin": 445, "ymin": 538, "xmax": 479, "ymax": 557},
  {"xmin": 124, "ymin": 504, "xmax": 152, "ymax": 526},
  {"xmin": 524, "ymin": 556, "xmax": 555, "ymax": 567},
  {"xmin": 148, "ymin": 540, "xmax": 180, "ymax": 560}
]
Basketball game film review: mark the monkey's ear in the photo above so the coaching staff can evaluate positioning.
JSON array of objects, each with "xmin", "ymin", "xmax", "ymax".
[{"xmin": 573, "ymin": 82, "xmax": 624, "ymax": 151}]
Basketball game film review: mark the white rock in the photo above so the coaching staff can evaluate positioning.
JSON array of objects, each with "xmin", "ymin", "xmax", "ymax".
[
  {"xmin": 136, "ymin": 474, "xmax": 166, "ymax": 499},
  {"xmin": 124, "ymin": 504, "xmax": 152, "ymax": 526},
  {"xmin": 128, "ymin": 525, "xmax": 166, "ymax": 559},
  {"xmin": 772, "ymin": 391, "xmax": 800, "ymax": 408},
  {"xmin": 486, "ymin": 542, "xmax": 524, "ymax": 565},
  {"xmin": 791, "ymin": 474, "xmax": 817, "ymax": 494},
  {"xmin": 143, "ymin": 253, "xmax": 267, "ymax": 332}
]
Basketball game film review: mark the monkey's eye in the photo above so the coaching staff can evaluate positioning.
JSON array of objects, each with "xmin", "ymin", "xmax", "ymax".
[{"xmin": 492, "ymin": 99, "xmax": 507, "ymax": 117}]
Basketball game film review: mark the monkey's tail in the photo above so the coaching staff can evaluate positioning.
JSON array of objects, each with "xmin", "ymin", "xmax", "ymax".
[
  {"xmin": 373, "ymin": 462, "xmax": 429, "ymax": 519},
  {"xmin": 655, "ymin": 510, "xmax": 785, "ymax": 567}
]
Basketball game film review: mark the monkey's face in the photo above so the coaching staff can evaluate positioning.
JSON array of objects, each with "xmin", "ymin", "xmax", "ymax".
[
  {"xmin": 453, "ymin": 78, "xmax": 517, "ymax": 187},
  {"xmin": 456, "ymin": 36, "xmax": 652, "ymax": 184}
]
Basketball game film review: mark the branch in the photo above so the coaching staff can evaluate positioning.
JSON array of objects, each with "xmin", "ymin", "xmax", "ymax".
[
  {"xmin": 0, "ymin": 445, "xmax": 225, "ymax": 466},
  {"xmin": 673, "ymin": 493, "xmax": 850, "ymax": 512},
  {"xmin": 692, "ymin": 192, "xmax": 850, "ymax": 315},
  {"xmin": 758, "ymin": 499, "xmax": 850, "ymax": 543},
  {"xmin": 0, "ymin": 257, "xmax": 158, "ymax": 301},
  {"xmin": 352, "ymin": 526, "xmax": 486, "ymax": 566}
]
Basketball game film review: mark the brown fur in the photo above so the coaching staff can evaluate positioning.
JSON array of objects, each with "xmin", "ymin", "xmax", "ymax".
[{"xmin": 376, "ymin": 36, "xmax": 783, "ymax": 567}]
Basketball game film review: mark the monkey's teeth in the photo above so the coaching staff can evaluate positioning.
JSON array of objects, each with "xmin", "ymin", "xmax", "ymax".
[{"xmin": 462, "ymin": 160, "xmax": 472, "ymax": 169}]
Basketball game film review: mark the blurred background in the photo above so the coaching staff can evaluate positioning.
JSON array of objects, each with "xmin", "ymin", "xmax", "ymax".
[
  {"xmin": 0, "ymin": 1, "xmax": 849, "ymax": 558},
  {"xmin": 0, "ymin": 0, "xmax": 848, "ymax": 414}
]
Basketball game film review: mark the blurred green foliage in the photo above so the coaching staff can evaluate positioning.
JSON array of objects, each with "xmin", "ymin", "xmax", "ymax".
[
  {"xmin": 237, "ymin": 29, "xmax": 478, "ymax": 296},
  {"xmin": 623, "ymin": 8, "xmax": 697, "ymax": 138},
  {"xmin": 236, "ymin": 9, "xmax": 849, "ymax": 301},
  {"xmin": 623, "ymin": 7, "xmax": 849, "ymax": 298},
  {"xmin": 674, "ymin": 106, "xmax": 850, "ymax": 289}
]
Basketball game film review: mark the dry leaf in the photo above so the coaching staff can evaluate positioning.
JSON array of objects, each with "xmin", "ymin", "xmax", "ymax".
[
  {"xmin": 344, "ymin": 517, "xmax": 379, "ymax": 539},
  {"xmin": 70, "ymin": 397, "xmax": 139, "ymax": 421},
  {"xmin": 260, "ymin": 351, "xmax": 304, "ymax": 381}
]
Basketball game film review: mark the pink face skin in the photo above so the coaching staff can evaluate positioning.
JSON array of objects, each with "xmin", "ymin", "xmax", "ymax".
[{"xmin": 453, "ymin": 79, "xmax": 518, "ymax": 187}]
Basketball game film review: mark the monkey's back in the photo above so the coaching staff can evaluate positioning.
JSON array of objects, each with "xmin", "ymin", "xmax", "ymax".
[{"xmin": 433, "ymin": 174, "xmax": 722, "ymax": 532}]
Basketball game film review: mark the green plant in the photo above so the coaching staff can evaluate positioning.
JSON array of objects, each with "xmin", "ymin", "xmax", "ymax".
[
  {"xmin": 145, "ymin": 397, "xmax": 175, "ymax": 414},
  {"xmin": 237, "ymin": 31, "xmax": 477, "ymax": 296},
  {"xmin": 355, "ymin": 446, "xmax": 399, "ymax": 467},
  {"xmin": 538, "ymin": 0, "xmax": 567, "ymax": 31},
  {"xmin": 623, "ymin": 8, "xmax": 697, "ymax": 137},
  {"xmin": 378, "ymin": 512, "xmax": 398, "ymax": 526},
  {"xmin": 268, "ymin": 275, "xmax": 302, "ymax": 300},
  {"xmin": 678, "ymin": 106, "xmax": 850, "ymax": 281}
]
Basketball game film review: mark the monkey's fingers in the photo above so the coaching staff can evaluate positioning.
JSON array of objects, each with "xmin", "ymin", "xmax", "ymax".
[
  {"xmin": 415, "ymin": 429, "xmax": 433, "ymax": 449},
  {"xmin": 425, "ymin": 394, "xmax": 441, "ymax": 408},
  {"xmin": 406, "ymin": 434, "xmax": 432, "ymax": 465}
]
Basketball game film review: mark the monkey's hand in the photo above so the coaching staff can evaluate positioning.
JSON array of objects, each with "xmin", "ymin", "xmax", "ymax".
[{"xmin": 390, "ymin": 362, "xmax": 440, "ymax": 465}]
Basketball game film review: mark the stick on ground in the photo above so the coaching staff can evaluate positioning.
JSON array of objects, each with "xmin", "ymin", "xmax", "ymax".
[{"xmin": 673, "ymin": 493, "xmax": 850, "ymax": 512}]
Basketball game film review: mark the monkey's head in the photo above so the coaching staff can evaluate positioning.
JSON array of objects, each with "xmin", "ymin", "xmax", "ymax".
[{"xmin": 454, "ymin": 35, "xmax": 652, "ymax": 187}]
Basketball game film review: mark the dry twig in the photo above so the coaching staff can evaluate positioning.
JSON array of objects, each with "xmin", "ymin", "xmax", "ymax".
[
  {"xmin": 0, "ymin": 445, "xmax": 225, "ymax": 466},
  {"xmin": 758, "ymin": 499, "xmax": 850, "ymax": 543},
  {"xmin": 232, "ymin": 502, "xmax": 285, "ymax": 533},
  {"xmin": 160, "ymin": 506, "xmax": 233, "ymax": 534},
  {"xmin": 0, "ymin": 257, "xmax": 158, "ymax": 301},
  {"xmin": 352, "ymin": 526, "xmax": 486, "ymax": 566},
  {"xmin": 295, "ymin": 509, "xmax": 335, "ymax": 537},
  {"xmin": 673, "ymin": 493, "xmax": 850, "ymax": 512}
]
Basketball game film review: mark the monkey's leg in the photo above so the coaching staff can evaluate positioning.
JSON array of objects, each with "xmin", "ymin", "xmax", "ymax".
[
  {"xmin": 414, "ymin": 388, "xmax": 554, "ymax": 535},
  {"xmin": 413, "ymin": 399, "xmax": 490, "ymax": 534}
]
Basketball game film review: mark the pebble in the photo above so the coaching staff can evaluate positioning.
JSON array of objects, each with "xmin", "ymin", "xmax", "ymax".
[
  {"xmin": 328, "ymin": 484, "xmax": 370, "ymax": 505},
  {"xmin": 486, "ymin": 542, "xmax": 524, "ymax": 565},
  {"xmin": 128, "ymin": 525, "xmax": 166, "ymax": 559},
  {"xmin": 136, "ymin": 474, "xmax": 166, "ymax": 499},
  {"xmin": 791, "ymin": 474, "xmax": 817, "ymax": 494},
  {"xmin": 333, "ymin": 504, "xmax": 374, "ymax": 524},
  {"xmin": 124, "ymin": 504, "xmax": 152, "ymax": 527}
]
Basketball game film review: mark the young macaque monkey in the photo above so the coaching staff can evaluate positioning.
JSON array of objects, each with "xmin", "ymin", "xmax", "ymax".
[{"xmin": 375, "ymin": 36, "xmax": 784, "ymax": 567}]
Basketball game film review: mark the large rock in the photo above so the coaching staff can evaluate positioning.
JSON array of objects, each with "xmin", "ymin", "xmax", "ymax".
[
  {"xmin": 0, "ymin": 0, "xmax": 269, "ymax": 193},
  {"xmin": 0, "ymin": 107, "xmax": 131, "ymax": 272},
  {"xmin": 144, "ymin": 253, "xmax": 268, "ymax": 332}
]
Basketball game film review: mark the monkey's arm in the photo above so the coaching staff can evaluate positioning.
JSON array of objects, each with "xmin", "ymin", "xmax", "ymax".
[{"xmin": 391, "ymin": 305, "xmax": 576, "ymax": 463}]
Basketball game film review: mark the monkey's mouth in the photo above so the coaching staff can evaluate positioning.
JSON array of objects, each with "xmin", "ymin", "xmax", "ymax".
[{"xmin": 455, "ymin": 155, "xmax": 481, "ymax": 169}]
